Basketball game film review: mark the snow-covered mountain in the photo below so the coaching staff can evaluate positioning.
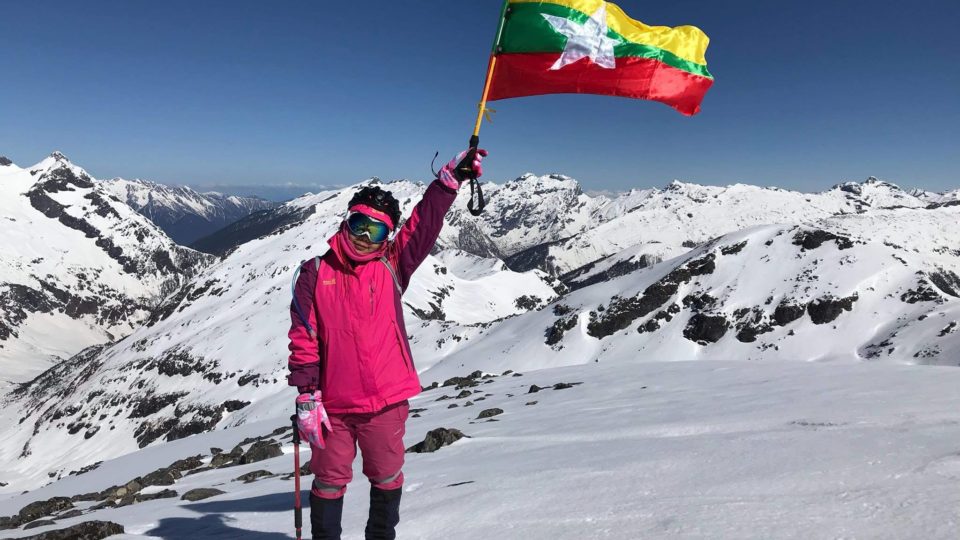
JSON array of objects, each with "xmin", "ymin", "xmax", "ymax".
[
  {"xmin": 487, "ymin": 176, "xmax": 933, "ymax": 276},
  {"xmin": 422, "ymin": 216, "xmax": 960, "ymax": 384},
  {"xmin": 0, "ymin": 178, "xmax": 561, "ymax": 492},
  {"xmin": 911, "ymin": 186, "xmax": 960, "ymax": 205},
  {"xmin": 0, "ymin": 153, "xmax": 211, "ymax": 385},
  {"xmin": 438, "ymin": 174, "xmax": 608, "ymax": 260},
  {"xmin": 1, "ymin": 166, "xmax": 958, "ymax": 533},
  {"xmin": 100, "ymin": 178, "xmax": 278, "ymax": 247}
]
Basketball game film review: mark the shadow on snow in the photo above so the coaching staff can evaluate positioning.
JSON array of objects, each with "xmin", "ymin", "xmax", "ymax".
[{"xmin": 144, "ymin": 491, "xmax": 305, "ymax": 539}]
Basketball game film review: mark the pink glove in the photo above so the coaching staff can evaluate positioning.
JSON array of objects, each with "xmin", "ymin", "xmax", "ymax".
[
  {"xmin": 296, "ymin": 390, "xmax": 332, "ymax": 449},
  {"xmin": 438, "ymin": 148, "xmax": 488, "ymax": 190}
]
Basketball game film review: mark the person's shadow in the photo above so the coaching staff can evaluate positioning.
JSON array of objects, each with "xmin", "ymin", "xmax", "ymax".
[{"xmin": 144, "ymin": 491, "xmax": 306, "ymax": 539}]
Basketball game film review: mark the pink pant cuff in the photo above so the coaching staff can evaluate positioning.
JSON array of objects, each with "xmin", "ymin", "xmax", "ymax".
[
  {"xmin": 372, "ymin": 471, "xmax": 404, "ymax": 491},
  {"xmin": 311, "ymin": 485, "xmax": 347, "ymax": 499}
]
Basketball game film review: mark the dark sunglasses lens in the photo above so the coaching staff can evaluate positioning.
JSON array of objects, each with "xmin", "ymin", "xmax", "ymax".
[{"xmin": 347, "ymin": 213, "xmax": 389, "ymax": 242}]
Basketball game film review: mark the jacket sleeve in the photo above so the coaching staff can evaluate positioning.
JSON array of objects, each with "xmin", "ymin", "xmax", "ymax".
[
  {"xmin": 392, "ymin": 179, "xmax": 458, "ymax": 288},
  {"xmin": 287, "ymin": 259, "xmax": 321, "ymax": 393}
]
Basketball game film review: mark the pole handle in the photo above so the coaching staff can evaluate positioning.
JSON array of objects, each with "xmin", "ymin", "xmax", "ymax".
[
  {"xmin": 454, "ymin": 136, "xmax": 480, "ymax": 179},
  {"xmin": 290, "ymin": 413, "xmax": 301, "ymax": 445},
  {"xmin": 461, "ymin": 136, "xmax": 485, "ymax": 216}
]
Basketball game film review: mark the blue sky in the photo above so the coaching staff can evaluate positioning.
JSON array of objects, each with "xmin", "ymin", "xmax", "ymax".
[{"xmin": 1, "ymin": 1, "xmax": 958, "ymax": 193}]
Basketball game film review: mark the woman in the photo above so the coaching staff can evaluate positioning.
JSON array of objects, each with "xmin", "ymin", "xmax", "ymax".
[{"xmin": 288, "ymin": 148, "xmax": 487, "ymax": 540}]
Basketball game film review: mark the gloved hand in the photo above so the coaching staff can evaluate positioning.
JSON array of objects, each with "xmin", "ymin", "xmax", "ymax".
[
  {"xmin": 438, "ymin": 148, "xmax": 488, "ymax": 189},
  {"xmin": 296, "ymin": 390, "xmax": 332, "ymax": 449}
]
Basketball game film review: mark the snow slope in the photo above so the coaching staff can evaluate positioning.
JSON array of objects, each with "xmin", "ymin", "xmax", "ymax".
[
  {"xmin": 2, "ymin": 360, "xmax": 960, "ymax": 539},
  {"xmin": 0, "ymin": 153, "xmax": 211, "ymax": 385},
  {"xmin": 422, "ymin": 209, "xmax": 960, "ymax": 384}
]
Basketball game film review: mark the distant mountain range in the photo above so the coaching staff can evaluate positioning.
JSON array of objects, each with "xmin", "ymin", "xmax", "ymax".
[
  {"xmin": 185, "ymin": 183, "xmax": 340, "ymax": 203},
  {"xmin": 100, "ymin": 178, "xmax": 278, "ymax": 245},
  {"xmin": 1, "ymin": 152, "xmax": 958, "ymax": 496}
]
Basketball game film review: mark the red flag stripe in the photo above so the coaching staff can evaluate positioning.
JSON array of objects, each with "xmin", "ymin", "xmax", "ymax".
[{"xmin": 487, "ymin": 53, "xmax": 713, "ymax": 116}]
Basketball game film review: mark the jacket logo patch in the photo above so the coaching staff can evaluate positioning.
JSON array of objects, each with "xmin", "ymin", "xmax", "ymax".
[{"xmin": 322, "ymin": 279, "xmax": 336, "ymax": 286}]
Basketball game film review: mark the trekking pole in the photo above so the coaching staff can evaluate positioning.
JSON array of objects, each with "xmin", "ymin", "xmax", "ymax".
[
  {"xmin": 291, "ymin": 414, "xmax": 303, "ymax": 540},
  {"xmin": 462, "ymin": 0, "xmax": 510, "ymax": 216}
]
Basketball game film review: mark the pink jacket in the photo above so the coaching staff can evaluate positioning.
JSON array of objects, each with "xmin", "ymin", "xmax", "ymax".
[{"xmin": 287, "ymin": 180, "xmax": 457, "ymax": 414}]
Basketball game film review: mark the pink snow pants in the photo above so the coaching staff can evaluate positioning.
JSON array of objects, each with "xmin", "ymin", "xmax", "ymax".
[{"xmin": 310, "ymin": 400, "xmax": 409, "ymax": 499}]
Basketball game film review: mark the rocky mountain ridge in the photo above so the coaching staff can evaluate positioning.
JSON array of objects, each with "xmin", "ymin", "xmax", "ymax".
[{"xmin": 0, "ymin": 153, "xmax": 211, "ymax": 385}]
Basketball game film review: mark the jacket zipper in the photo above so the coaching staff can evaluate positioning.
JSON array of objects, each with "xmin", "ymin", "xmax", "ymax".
[{"xmin": 370, "ymin": 282, "xmax": 375, "ymax": 316}]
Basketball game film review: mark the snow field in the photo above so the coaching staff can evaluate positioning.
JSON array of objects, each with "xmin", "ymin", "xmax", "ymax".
[{"xmin": 3, "ymin": 360, "xmax": 960, "ymax": 539}]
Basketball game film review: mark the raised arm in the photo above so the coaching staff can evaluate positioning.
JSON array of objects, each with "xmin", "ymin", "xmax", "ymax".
[
  {"xmin": 392, "ymin": 180, "xmax": 456, "ymax": 288},
  {"xmin": 392, "ymin": 148, "xmax": 487, "ymax": 288}
]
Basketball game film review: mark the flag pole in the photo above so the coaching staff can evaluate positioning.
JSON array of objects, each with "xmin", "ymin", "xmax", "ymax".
[
  {"xmin": 470, "ymin": 0, "xmax": 511, "ymax": 147},
  {"xmin": 462, "ymin": 0, "xmax": 510, "ymax": 216}
]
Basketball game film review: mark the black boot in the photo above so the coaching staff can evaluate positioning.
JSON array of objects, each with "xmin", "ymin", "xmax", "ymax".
[
  {"xmin": 310, "ymin": 492, "xmax": 343, "ymax": 540},
  {"xmin": 365, "ymin": 486, "xmax": 402, "ymax": 540}
]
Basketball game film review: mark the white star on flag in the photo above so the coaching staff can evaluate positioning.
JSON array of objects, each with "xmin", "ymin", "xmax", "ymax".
[{"xmin": 542, "ymin": 3, "xmax": 622, "ymax": 70}]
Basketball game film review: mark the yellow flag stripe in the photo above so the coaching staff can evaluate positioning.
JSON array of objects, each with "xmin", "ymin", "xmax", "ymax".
[{"xmin": 508, "ymin": 0, "xmax": 709, "ymax": 66}]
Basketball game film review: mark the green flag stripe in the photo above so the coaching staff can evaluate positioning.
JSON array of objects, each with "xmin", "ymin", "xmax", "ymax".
[
  {"xmin": 500, "ymin": 2, "xmax": 713, "ymax": 80},
  {"xmin": 616, "ymin": 43, "xmax": 713, "ymax": 79}
]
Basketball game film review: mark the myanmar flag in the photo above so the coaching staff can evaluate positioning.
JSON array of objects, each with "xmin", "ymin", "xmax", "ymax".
[{"xmin": 487, "ymin": 0, "xmax": 713, "ymax": 115}]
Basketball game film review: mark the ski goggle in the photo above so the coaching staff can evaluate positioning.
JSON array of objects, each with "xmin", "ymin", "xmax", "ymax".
[{"xmin": 346, "ymin": 212, "xmax": 391, "ymax": 243}]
